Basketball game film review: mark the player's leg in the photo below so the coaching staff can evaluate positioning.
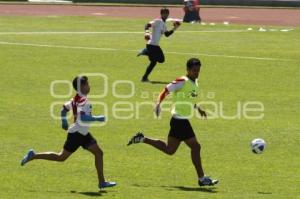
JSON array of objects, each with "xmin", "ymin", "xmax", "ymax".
[
  {"xmin": 184, "ymin": 137, "xmax": 219, "ymax": 186},
  {"xmin": 137, "ymin": 47, "xmax": 149, "ymax": 57},
  {"xmin": 36, "ymin": 132, "xmax": 81, "ymax": 162},
  {"xmin": 142, "ymin": 61, "xmax": 157, "ymax": 82},
  {"xmin": 157, "ymin": 46, "xmax": 165, "ymax": 64},
  {"xmin": 184, "ymin": 137, "xmax": 204, "ymax": 178},
  {"xmin": 20, "ymin": 132, "xmax": 80, "ymax": 166},
  {"xmin": 35, "ymin": 132, "xmax": 81, "ymax": 162},
  {"xmin": 86, "ymin": 143, "xmax": 105, "ymax": 184},
  {"xmin": 83, "ymin": 133, "xmax": 116, "ymax": 189},
  {"xmin": 33, "ymin": 149, "xmax": 72, "ymax": 162},
  {"xmin": 20, "ymin": 148, "xmax": 72, "ymax": 166},
  {"xmin": 141, "ymin": 45, "xmax": 160, "ymax": 82},
  {"xmin": 128, "ymin": 132, "xmax": 181, "ymax": 155},
  {"xmin": 144, "ymin": 136, "xmax": 181, "ymax": 155},
  {"xmin": 169, "ymin": 118, "xmax": 204, "ymax": 178},
  {"xmin": 142, "ymin": 46, "xmax": 164, "ymax": 81}
]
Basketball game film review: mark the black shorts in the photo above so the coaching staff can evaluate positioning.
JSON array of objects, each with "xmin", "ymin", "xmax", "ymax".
[
  {"xmin": 146, "ymin": 44, "xmax": 165, "ymax": 63},
  {"xmin": 63, "ymin": 132, "xmax": 97, "ymax": 153},
  {"xmin": 168, "ymin": 117, "xmax": 196, "ymax": 141}
]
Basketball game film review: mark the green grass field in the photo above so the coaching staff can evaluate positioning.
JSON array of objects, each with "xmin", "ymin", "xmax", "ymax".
[{"xmin": 0, "ymin": 16, "xmax": 300, "ymax": 199}]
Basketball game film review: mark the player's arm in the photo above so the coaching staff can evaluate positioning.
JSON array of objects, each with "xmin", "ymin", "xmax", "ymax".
[
  {"xmin": 61, "ymin": 105, "xmax": 70, "ymax": 131},
  {"xmin": 155, "ymin": 88, "xmax": 170, "ymax": 117},
  {"xmin": 144, "ymin": 21, "xmax": 152, "ymax": 40},
  {"xmin": 154, "ymin": 78, "xmax": 185, "ymax": 117},
  {"xmin": 144, "ymin": 22, "xmax": 152, "ymax": 31},
  {"xmin": 79, "ymin": 113, "xmax": 106, "ymax": 122},
  {"xmin": 195, "ymin": 104, "xmax": 207, "ymax": 119},
  {"xmin": 76, "ymin": 99, "xmax": 106, "ymax": 122},
  {"xmin": 164, "ymin": 21, "xmax": 181, "ymax": 37}
]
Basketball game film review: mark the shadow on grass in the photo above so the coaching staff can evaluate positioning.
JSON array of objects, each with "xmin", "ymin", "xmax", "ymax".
[
  {"xmin": 257, "ymin": 191, "xmax": 272, "ymax": 195},
  {"xmin": 28, "ymin": 189, "xmax": 108, "ymax": 197},
  {"xmin": 132, "ymin": 184, "xmax": 217, "ymax": 193},
  {"xmin": 164, "ymin": 186, "xmax": 218, "ymax": 193},
  {"xmin": 70, "ymin": 190, "xmax": 107, "ymax": 197},
  {"xmin": 149, "ymin": 80, "xmax": 170, "ymax": 85}
]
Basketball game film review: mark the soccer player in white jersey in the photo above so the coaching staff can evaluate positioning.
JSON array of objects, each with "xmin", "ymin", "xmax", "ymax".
[
  {"xmin": 138, "ymin": 7, "xmax": 181, "ymax": 82},
  {"xmin": 128, "ymin": 58, "xmax": 218, "ymax": 187},
  {"xmin": 21, "ymin": 76, "xmax": 116, "ymax": 189}
]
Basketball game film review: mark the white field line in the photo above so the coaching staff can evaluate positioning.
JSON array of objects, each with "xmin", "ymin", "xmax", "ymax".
[
  {"xmin": 0, "ymin": 30, "xmax": 250, "ymax": 35},
  {"xmin": 165, "ymin": 51, "xmax": 290, "ymax": 61},
  {"xmin": 0, "ymin": 41, "xmax": 292, "ymax": 62}
]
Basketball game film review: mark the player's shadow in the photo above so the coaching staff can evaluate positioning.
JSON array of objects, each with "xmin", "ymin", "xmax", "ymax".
[
  {"xmin": 163, "ymin": 186, "xmax": 218, "ymax": 193},
  {"xmin": 70, "ymin": 190, "xmax": 107, "ymax": 197},
  {"xmin": 149, "ymin": 80, "xmax": 170, "ymax": 85},
  {"xmin": 257, "ymin": 191, "xmax": 272, "ymax": 195},
  {"xmin": 28, "ymin": 189, "xmax": 107, "ymax": 197},
  {"xmin": 132, "ymin": 184, "xmax": 217, "ymax": 193}
]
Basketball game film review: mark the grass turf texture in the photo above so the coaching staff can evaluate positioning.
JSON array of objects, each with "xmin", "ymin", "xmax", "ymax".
[{"xmin": 0, "ymin": 16, "xmax": 300, "ymax": 198}]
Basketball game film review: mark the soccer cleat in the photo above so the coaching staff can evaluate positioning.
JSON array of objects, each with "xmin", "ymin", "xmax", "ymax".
[
  {"xmin": 137, "ymin": 48, "xmax": 148, "ymax": 57},
  {"xmin": 21, "ymin": 149, "xmax": 35, "ymax": 166},
  {"xmin": 99, "ymin": 181, "xmax": 117, "ymax": 189},
  {"xmin": 198, "ymin": 176, "xmax": 219, "ymax": 186},
  {"xmin": 127, "ymin": 132, "xmax": 145, "ymax": 146}
]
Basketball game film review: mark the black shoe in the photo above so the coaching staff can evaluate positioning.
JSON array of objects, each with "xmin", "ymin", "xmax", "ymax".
[
  {"xmin": 198, "ymin": 176, "xmax": 219, "ymax": 186},
  {"xmin": 141, "ymin": 78, "xmax": 149, "ymax": 82},
  {"xmin": 127, "ymin": 132, "xmax": 145, "ymax": 146}
]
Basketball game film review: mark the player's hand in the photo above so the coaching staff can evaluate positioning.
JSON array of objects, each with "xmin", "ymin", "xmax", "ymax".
[
  {"xmin": 154, "ymin": 103, "xmax": 161, "ymax": 117},
  {"xmin": 144, "ymin": 32, "xmax": 151, "ymax": 41},
  {"xmin": 61, "ymin": 120, "xmax": 68, "ymax": 130},
  {"xmin": 197, "ymin": 108, "xmax": 207, "ymax": 119},
  {"xmin": 173, "ymin": 21, "xmax": 181, "ymax": 30}
]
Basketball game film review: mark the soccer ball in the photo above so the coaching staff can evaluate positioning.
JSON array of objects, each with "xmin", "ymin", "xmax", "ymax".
[{"xmin": 251, "ymin": 138, "xmax": 266, "ymax": 154}]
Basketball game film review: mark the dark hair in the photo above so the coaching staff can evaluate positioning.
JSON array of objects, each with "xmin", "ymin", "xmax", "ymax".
[
  {"xmin": 186, "ymin": 58, "xmax": 201, "ymax": 70},
  {"xmin": 72, "ymin": 76, "xmax": 88, "ymax": 91},
  {"xmin": 160, "ymin": 7, "xmax": 170, "ymax": 14}
]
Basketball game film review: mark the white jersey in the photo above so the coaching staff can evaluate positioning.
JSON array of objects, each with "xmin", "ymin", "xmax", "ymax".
[
  {"xmin": 148, "ymin": 18, "xmax": 167, "ymax": 46},
  {"xmin": 63, "ymin": 93, "xmax": 92, "ymax": 135}
]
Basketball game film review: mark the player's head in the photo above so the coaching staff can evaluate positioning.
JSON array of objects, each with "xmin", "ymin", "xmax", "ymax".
[
  {"xmin": 72, "ymin": 76, "xmax": 90, "ymax": 95},
  {"xmin": 186, "ymin": 58, "xmax": 201, "ymax": 80},
  {"xmin": 160, "ymin": 7, "xmax": 170, "ymax": 21}
]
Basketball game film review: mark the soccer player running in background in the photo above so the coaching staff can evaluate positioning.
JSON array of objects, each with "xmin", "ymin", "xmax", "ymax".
[
  {"xmin": 21, "ymin": 76, "xmax": 116, "ymax": 190},
  {"xmin": 128, "ymin": 58, "xmax": 218, "ymax": 187},
  {"xmin": 138, "ymin": 7, "xmax": 181, "ymax": 82}
]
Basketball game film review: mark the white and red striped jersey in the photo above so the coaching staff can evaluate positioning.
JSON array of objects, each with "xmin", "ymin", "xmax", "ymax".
[
  {"xmin": 158, "ymin": 76, "xmax": 187, "ymax": 103},
  {"xmin": 148, "ymin": 18, "xmax": 167, "ymax": 46},
  {"xmin": 165, "ymin": 76, "xmax": 187, "ymax": 92},
  {"xmin": 63, "ymin": 93, "xmax": 92, "ymax": 135}
]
